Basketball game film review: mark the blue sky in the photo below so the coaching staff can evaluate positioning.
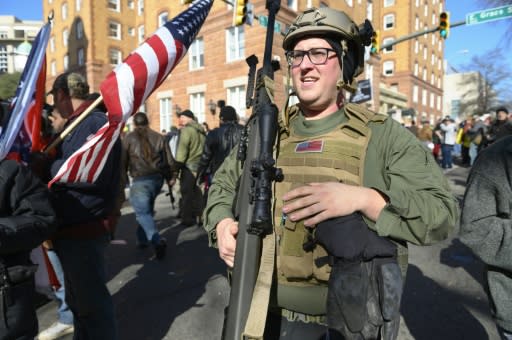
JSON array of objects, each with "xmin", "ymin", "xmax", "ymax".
[
  {"xmin": 445, "ymin": 0, "xmax": 511, "ymax": 70},
  {"xmin": 1, "ymin": 0, "xmax": 510, "ymax": 70}
]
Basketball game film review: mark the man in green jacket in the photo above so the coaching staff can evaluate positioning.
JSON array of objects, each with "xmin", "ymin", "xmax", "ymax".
[
  {"xmin": 175, "ymin": 110, "xmax": 205, "ymax": 226},
  {"xmin": 203, "ymin": 7, "xmax": 458, "ymax": 339}
]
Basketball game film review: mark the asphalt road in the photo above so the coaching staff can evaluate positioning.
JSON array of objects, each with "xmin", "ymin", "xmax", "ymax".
[{"xmin": 36, "ymin": 165, "xmax": 501, "ymax": 340}]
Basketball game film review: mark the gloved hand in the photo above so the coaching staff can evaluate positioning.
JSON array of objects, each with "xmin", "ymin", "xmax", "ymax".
[{"xmin": 315, "ymin": 213, "xmax": 395, "ymax": 262}]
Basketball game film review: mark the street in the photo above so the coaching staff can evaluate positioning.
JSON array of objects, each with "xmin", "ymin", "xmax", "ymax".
[{"xmin": 37, "ymin": 165, "xmax": 501, "ymax": 340}]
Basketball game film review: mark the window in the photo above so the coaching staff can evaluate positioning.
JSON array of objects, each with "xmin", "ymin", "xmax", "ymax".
[
  {"xmin": 189, "ymin": 92, "xmax": 205, "ymax": 123},
  {"xmin": 63, "ymin": 54, "xmax": 69, "ymax": 70},
  {"xmin": 138, "ymin": 25, "xmax": 145, "ymax": 44},
  {"xmin": 62, "ymin": 29, "xmax": 69, "ymax": 47},
  {"xmin": 423, "ymin": 47, "xmax": 427, "ymax": 60},
  {"xmin": 108, "ymin": 0, "xmax": 120, "ymax": 11},
  {"xmin": 422, "ymin": 67, "xmax": 426, "ymax": 81},
  {"xmin": 61, "ymin": 3, "xmax": 68, "ymax": 20},
  {"xmin": 138, "ymin": 0, "xmax": 144, "ymax": 15},
  {"xmin": 414, "ymin": 40, "xmax": 419, "ymax": 53},
  {"xmin": 128, "ymin": 27, "xmax": 135, "ymax": 36},
  {"xmin": 158, "ymin": 12, "xmax": 168, "ymax": 27},
  {"xmin": 414, "ymin": 62, "xmax": 418, "ymax": 76},
  {"xmin": 383, "ymin": 37, "xmax": 394, "ymax": 53},
  {"xmin": 159, "ymin": 97, "xmax": 172, "ymax": 131},
  {"xmin": 128, "ymin": 0, "xmax": 134, "ymax": 9},
  {"xmin": 109, "ymin": 48, "xmax": 122, "ymax": 65},
  {"xmin": 76, "ymin": 0, "xmax": 82, "ymax": 11},
  {"xmin": 227, "ymin": 85, "xmax": 246, "ymax": 117},
  {"xmin": 384, "ymin": 0, "xmax": 394, "ymax": 7},
  {"xmin": 50, "ymin": 36, "xmax": 55, "ymax": 52},
  {"xmin": 0, "ymin": 45, "xmax": 7, "ymax": 73},
  {"xmin": 424, "ymin": 4, "xmax": 428, "ymax": 17},
  {"xmin": 109, "ymin": 21, "xmax": 121, "ymax": 39},
  {"xmin": 413, "ymin": 85, "xmax": 418, "ymax": 103},
  {"xmin": 383, "ymin": 60, "xmax": 394, "ymax": 76},
  {"xmin": 422, "ymin": 89, "xmax": 427, "ymax": 106},
  {"xmin": 78, "ymin": 48, "xmax": 84, "ymax": 65},
  {"xmin": 76, "ymin": 20, "xmax": 84, "ymax": 40},
  {"xmin": 226, "ymin": 26, "xmax": 245, "ymax": 62},
  {"xmin": 430, "ymin": 92, "xmax": 434, "ymax": 108},
  {"xmin": 415, "ymin": 0, "xmax": 420, "ymax": 6},
  {"xmin": 415, "ymin": 16, "xmax": 419, "ymax": 30},
  {"xmin": 50, "ymin": 60, "xmax": 56, "ymax": 76},
  {"xmin": 287, "ymin": 0, "xmax": 298, "ymax": 10},
  {"xmin": 189, "ymin": 38, "xmax": 204, "ymax": 70},
  {"xmin": 345, "ymin": 0, "xmax": 353, "ymax": 6},
  {"xmin": 0, "ymin": 31, "xmax": 7, "ymax": 39},
  {"xmin": 383, "ymin": 14, "xmax": 395, "ymax": 30},
  {"xmin": 437, "ymin": 95, "xmax": 441, "ymax": 110}
]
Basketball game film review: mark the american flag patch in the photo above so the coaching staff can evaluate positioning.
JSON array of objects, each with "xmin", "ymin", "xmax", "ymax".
[{"xmin": 295, "ymin": 140, "xmax": 324, "ymax": 153}]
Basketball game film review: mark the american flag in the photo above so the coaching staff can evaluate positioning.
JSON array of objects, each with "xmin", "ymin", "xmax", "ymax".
[
  {"xmin": 49, "ymin": 0, "xmax": 213, "ymax": 186},
  {"xmin": 0, "ymin": 22, "xmax": 50, "ymax": 162}
]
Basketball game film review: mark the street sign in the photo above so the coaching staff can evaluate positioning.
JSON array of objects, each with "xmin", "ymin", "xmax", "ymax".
[
  {"xmin": 258, "ymin": 15, "xmax": 281, "ymax": 33},
  {"xmin": 466, "ymin": 5, "xmax": 512, "ymax": 25}
]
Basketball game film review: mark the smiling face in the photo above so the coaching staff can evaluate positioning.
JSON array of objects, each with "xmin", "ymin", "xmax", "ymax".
[{"xmin": 290, "ymin": 37, "xmax": 343, "ymax": 119}]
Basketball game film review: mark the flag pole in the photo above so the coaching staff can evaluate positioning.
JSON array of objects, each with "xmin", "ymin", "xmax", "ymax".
[{"xmin": 43, "ymin": 95, "xmax": 104, "ymax": 154}]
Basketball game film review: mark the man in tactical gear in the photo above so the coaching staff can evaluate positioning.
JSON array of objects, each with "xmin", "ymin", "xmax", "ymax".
[
  {"xmin": 174, "ymin": 110, "xmax": 206, "ymax": 226},
  {"xmin": 203, "ymin": 7, "xmax": 458, "ymax": 339}
]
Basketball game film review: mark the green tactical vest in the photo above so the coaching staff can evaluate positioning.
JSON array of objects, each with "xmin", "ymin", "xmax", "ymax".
[{"xmin": 272, "ymin": 103, "xmax": 387, "ymax": 315}]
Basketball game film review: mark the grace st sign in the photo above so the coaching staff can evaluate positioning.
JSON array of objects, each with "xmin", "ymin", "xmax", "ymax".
[{"xmin": 466, "ymin": 5, "xmax": 512, "ymax": 25}]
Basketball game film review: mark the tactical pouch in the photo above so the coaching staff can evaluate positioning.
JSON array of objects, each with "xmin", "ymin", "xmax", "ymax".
[{"xmin": 279, "ymin": 223, "xmax": 313, "ymax": 280}]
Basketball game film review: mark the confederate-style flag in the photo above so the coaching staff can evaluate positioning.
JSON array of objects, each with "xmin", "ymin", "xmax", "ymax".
[
  {"xmin": 49, "ymin": 0, "xmax": 213, "ymax": 185},
  {"xmin": 0, "ymin": 21, "xmax": 51, "ymax": 162}
]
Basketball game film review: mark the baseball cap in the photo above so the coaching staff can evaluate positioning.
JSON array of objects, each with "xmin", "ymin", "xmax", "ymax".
[
  {"xmin": 49, "ymin": 72, "xmax": 89, "ymax": 99},
  {"xmin": 178, "ymin": 109, "xmax": 194, "ymax": 119}
]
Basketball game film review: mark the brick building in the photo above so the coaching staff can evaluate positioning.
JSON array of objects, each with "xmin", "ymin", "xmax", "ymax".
[
  {"xmin": 378, "ymin": 0, "xmax": 446, "ymax": 123},
  {"xmin": 42, "ymin": 0, "xmax": 444, "ymax": 130}
]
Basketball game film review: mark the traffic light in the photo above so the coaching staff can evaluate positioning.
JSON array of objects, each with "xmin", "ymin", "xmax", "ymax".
[
  {"xmin": 233, "ymin": 0, "xmax": 248, "ymax": 27},
  {"xmin": 439, "ymin": 11, "xmax": 450, "ymax": 39},
  {"xmin": 370, "ymin": 30, "xmax": 380, "ymax": 54}
]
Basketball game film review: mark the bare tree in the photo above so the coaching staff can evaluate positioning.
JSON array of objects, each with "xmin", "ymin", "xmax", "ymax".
[{"xmin": 457, "ymin": 48, "xmax": 512, "ymax": 115}]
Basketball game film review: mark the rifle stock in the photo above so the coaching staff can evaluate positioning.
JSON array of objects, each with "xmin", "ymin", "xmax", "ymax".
[{"xmin": 223, "ymin": 1, "xmax": 281, "ymax": 339}]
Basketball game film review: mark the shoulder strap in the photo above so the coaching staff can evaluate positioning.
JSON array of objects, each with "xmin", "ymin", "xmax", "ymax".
[{"xmin": 344, "ymin": 103, "xmax": 387, "ymax": 124}]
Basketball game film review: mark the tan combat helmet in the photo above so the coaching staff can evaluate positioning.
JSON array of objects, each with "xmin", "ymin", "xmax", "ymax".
[{"xmin": 283, "ymin": 7, "xmax": 373, "ymax": 92}]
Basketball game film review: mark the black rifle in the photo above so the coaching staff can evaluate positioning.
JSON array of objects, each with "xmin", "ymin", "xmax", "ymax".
[{"xmin": 223, "ymin": 1, "xmax": 282, "ymax": 339}]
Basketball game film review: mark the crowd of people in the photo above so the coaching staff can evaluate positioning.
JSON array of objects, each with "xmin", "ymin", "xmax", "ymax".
[
  {"xmin": 0, "ymin": 5, "xmax": 511, "ymax": 340},
  {"xmin": 405, "ymin": 106, "xmax": 512, "ymax": 170}
]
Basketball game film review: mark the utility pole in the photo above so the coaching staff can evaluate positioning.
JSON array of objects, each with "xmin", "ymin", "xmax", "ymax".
[{"xmin": 379, "ymin": 20, "xmax": 465, "ymax": 52}]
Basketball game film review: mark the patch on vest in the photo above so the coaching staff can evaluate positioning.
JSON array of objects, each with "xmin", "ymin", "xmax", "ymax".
[{"xmin": 295, "ymin": 140, "xmax": 324, "ymax": 153}]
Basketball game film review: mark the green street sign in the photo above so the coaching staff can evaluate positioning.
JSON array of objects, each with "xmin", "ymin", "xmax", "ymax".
[
  {"xmin": 258, "ymin": 15, "xmax": 281, "ymax": 33},
  {"xmin": 466, "ymin": 5, "xmax": 512, "ymax": 25}
]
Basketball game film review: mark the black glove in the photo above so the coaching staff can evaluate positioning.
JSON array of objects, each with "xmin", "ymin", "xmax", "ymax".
[{"xmin": 315, "ymin": 213, "xmax": 396, "ymax": 262}]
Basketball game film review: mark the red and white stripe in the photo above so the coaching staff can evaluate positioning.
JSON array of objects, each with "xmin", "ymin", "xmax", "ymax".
[{"xmin": 50, "ymin": 0, "xmax": 213, "ymax": 185}]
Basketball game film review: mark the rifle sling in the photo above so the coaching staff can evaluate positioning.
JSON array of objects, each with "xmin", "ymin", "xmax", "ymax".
[{"xmin": 242, "ymin": 232, "xmax": 275, "ymax": 340}]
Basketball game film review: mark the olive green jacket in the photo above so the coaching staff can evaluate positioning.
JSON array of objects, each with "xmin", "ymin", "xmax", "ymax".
[
  {"xmin": 203, "ymin": 107, "xmax": 458, "ymax": 248},
  {"xmin": 175, "ymin": 120, "xmax": 206, "ymax": 172}
]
